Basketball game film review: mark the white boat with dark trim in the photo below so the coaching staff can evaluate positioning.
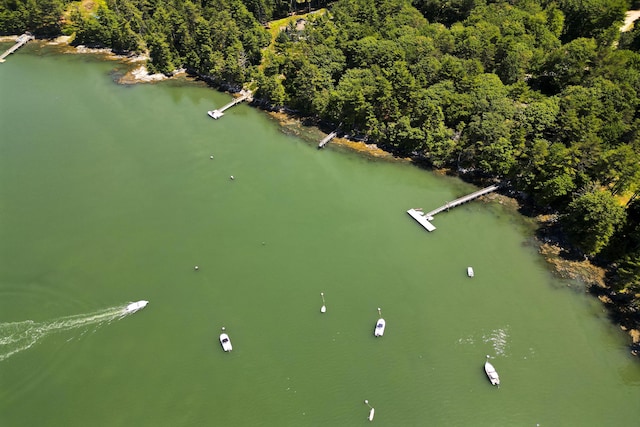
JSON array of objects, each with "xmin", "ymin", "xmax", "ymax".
[
  {"xmin": 484, "ymin": 356, "xmax": 500, "ymax": 386},
  {"xmin": 220, "ymin": 328, "xmax": 232, "ymax": 352},
  {"xmin": 374, "ymin": 308, "xmax": 385, "ymax": 337},
  {"xmin": 467, "ymin": 266, "xmax": 474, "ymax": 277},
  {"xmin": 124, "ymin": 300, "xmax": 148, "ymax": 314}
]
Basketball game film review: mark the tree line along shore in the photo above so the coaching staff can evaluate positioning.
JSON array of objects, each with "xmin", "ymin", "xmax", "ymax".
[{"xmin": 2, "ymin": 0, "xmax": 640, "ymax": 354}]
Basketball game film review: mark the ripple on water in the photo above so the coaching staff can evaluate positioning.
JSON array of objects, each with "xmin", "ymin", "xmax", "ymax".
[{"xmin": 456, "ymin": 326, "xmax": 510, "ymax": 357}]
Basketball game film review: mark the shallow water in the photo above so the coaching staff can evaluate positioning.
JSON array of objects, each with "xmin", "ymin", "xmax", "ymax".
[{"xmin": 1, "ymin": 45, "xmax": 639, "ymax": 426}]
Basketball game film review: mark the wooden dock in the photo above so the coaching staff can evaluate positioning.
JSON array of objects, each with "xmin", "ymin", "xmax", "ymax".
[
  {"xmin": 408, "ymin": 184, "xmax": 500, "ymax": 232},
  {"xmin": 318, "ymin": 131, "xmax": 338, "ymax": 148},
  {"xmin": 207, "ymin": 90, "xmax": 251, "ymax": 119},
  {"xmin": 0, "ymin": 33, "xmax": 34, "ymax": 63}
]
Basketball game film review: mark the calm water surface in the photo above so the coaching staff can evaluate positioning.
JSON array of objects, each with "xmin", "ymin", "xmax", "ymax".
[{"xmin": 1, "ymin": 44, "xmax": 639, "ymax": 426}]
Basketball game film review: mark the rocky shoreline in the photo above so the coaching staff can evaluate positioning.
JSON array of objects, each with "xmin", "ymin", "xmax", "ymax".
[{"xmin": 263, "ymin": 110, "xmax": 640, "ymax": 355}]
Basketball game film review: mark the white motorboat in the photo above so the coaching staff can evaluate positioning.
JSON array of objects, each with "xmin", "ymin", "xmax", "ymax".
[
  {"xmin": 207, "ymin": 110, "xmax": 224, "ymax": 119},
  {"xmin": 374, "ymin": 319, "xmax": 386, "ymax": 337},
  {"xmin": 220, "ymin": 331, "xmax": 232, "ymax": 352},
  {"xmin": 467, "ymin": 266, "xmax": 474, "ymax": 277},
  {"xmin": 364, "ymin": 400, "xmax": 375, "ymax": 421},
  {"xmin": 484, "ymin": 357, "xmax": 500, "ymax": 386},
  {"xmin": 374, "ymin": 307, "xmax": 385, "ymax": 337},
  {"xmin": 124, "ymin": 300, "xmax": 148, "ymax": 314}
]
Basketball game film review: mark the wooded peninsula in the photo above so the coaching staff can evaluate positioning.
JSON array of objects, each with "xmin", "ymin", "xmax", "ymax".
[{"xmin": 2, "ymin": 0, "xmax": 640, "ymax": 354}]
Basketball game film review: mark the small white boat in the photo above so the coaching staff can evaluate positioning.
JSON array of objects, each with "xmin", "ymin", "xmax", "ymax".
[
  {"xmin": 320, "ymin": 292, "xmax": 326, "ymax": 313},
  {"xmin": 364, "ymin": 400, "xmax": 375, "ymax": 421},
  {"xmin": 124, "ymin": 300, "xmax": 148, "ymax": 314},
  {"xmin": 467, "ymin": 266, "xmax": 474, "ymax": 277},
  {"xmin": 219, "ymin": 332, "xmax": 232, "ymax": 352},
  {"xmin": 484, "ymin": 357, "xmax": 500, "ymax": 386},
  {"xmin": 374, "ymin": 307, "xmax": 385, "ymax": 337},
  {"xmin": 207, "ymin": 110, "xmax": 224, "ymax": 119}
]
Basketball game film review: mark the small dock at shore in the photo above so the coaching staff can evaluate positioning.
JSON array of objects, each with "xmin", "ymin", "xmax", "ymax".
[
  {"xmin": 408, "ymin": 184, "xmax": 500, "ymax": 232},
  {"xmin": 207, "ymin": 90, "xmax": 252, "ymax": 119},
  {"xmin": 0, "ymin": 33, "xmax": 34, "ymax": 63},
  {"xmin": 318, "ymin": 131, "xmax": 338, "ymax": 148}
]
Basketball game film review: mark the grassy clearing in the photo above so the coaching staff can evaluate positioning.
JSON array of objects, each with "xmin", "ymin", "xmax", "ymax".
[
  {"xmin": 265, "ymin": 9, "xmax": 327, "ymax": 47},
  {"xmin": 63, "ymin": 0, "xmax": 107, "ymax": 21},
  {"xmin": 78, "ymin": 0, "xmax": 107, "ymax": 16}
]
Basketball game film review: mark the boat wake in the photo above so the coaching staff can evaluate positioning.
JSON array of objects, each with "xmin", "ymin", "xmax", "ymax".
[
  {"xmin": 456, "ymin": 326, "xmax": 510, "ymax": 356},
  {"xmin": 0, "ymin": 303, "xmax": 141, "ymax": 362},
  {"xmin": 482, "ymin": 327, "xmax": 509, "ymax": 356}
]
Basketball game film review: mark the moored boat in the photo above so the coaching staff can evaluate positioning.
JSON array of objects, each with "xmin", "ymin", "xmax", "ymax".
[
  {"xmin": 467, "ymin": 266, "xmax": 474, "ymax": 277},
  {"xmin": 374, "ymin": 318, "xmax": 385, "ymax": 337},
  {"xmin": 374, "ymin": 308, "xmax": 386, "ymax": 337},
  {"xmin": 484, "ymin": 356, "xmax": 500, "ymax": 386},
  {"xmin": 220, "ymin": 327, "xmax": 232, "ymax": 352}
]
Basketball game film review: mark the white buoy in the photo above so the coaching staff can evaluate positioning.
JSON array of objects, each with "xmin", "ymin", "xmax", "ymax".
[
  {"xmin": 194, "ymin": 265, "xmax": 199, "ymax": 271},
  {"xmin": 377, "ymin": 307, "xmax": 382, "ymax": 317},
  {"xmin": 320, "ymin": 292, "xmax": 326, "ymax": 313},
  {"xmin": 364, "ymin": 400, "xmax": 375, "ymax": 421},
  {"xmin": 210, "ymin": 155, "xmax": 214, "ymax": 159},
  {"xmin": 230, "ymin": 175, "xmax": 234, "ymax": 180}
]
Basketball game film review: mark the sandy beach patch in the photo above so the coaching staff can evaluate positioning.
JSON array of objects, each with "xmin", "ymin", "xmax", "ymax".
[
  {"xmin": 48, "ymin": 36, "xmax": 73, "ymax": 45},
  {"xmin": 118, "ymin": 65, "xmax": 186, "ymax": 84}
]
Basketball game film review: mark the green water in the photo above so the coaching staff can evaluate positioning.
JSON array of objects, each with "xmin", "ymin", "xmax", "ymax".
[{"xmin": 1, "ymin": 45, "xmax": 639, "ymax": 427}]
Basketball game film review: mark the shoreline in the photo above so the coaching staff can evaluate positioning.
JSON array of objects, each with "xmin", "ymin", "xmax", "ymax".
[
  {"xmin": 263, "ymin": 109, "xmax": 640, "ymax": 353},
  {"xmin": 11, "ymin": 35, "xmax": 638, "ymax": 355},
  {"xmin": 5, "ymin": 36, "xmax": 174, "ymax": 84}
]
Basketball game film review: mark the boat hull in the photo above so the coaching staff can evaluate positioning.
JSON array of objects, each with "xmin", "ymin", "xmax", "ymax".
[
  {"xmin": 484, "ymin": 361, "xmax": 500, "ymax": 385},
  {"xmin": 220, "ymin": 333, "xmax": 233, "ymax": 352},
  {"xmin": 124, "ymin": 300, "xmax": 148, "ymax": 313},
  {"xmin": 374, "ymin": 319, "xmax": 386, "ymax": 337}
]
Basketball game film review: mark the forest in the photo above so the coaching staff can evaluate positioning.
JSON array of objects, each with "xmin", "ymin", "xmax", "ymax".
[{"xmin": 1, "ymin": 0, "xmax": 640, "ymax": 349}]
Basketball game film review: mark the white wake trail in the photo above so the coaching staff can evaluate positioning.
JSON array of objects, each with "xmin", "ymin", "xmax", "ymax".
[{"xmin": 0, "ymin": 304, "xmax": 136, "ymax": 362}]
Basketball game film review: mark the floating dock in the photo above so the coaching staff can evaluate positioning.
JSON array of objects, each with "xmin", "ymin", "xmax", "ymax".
[
  {"xmin": 207, "ymin": 90, "xmax": 251, "ymax": 119},
  {"xmin": 0, "ymin": 33, "xmax": 34, "ymax": 63},
  {"xmin": 408, "ymin": 184, "xmax": 500, "ymax": 232},
  {"xmin": 407, "ymin": 208, "xmax": 437, "ymax": 231}
]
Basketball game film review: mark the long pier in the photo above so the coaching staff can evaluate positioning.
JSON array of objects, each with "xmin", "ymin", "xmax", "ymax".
[
  {"xmin": 207, "ymin": 90, "xmax": 251, "ymax": 119},
  {"xmin": 407, "ymin": 184, "xmax": 500, "ymax": 232},
  {"xmin": 0, "ymin": 33, "xmax": 34, "ymax": 63}
]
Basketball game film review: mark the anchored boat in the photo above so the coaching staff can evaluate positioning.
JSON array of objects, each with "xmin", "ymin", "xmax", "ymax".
[
  {"xmin": 220, "ymin": 327, "xmax": 232, "ymax": 352},
  {"xmin": 484, "ymin": 356, "xmax": 500, "ymax": 386},
  {"xmin": 374, "ymin": 308, "xmax": 385, "ymax": 337}
]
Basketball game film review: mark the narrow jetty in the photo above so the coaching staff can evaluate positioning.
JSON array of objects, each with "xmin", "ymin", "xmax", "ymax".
[
  {"xmin": 318, "ymin": 131, "xmax": 338, "ymax": 148},
  {"xmin": 408, "ymin": 184, "xmax": 500, "ymax": 232},
  {"xmin": 0, "ymin": 33, "xmax": 34, "ymax": 63},
  {"xmin": 207, "ymin": 90, "xmax": 251, "ymax": 119}
]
